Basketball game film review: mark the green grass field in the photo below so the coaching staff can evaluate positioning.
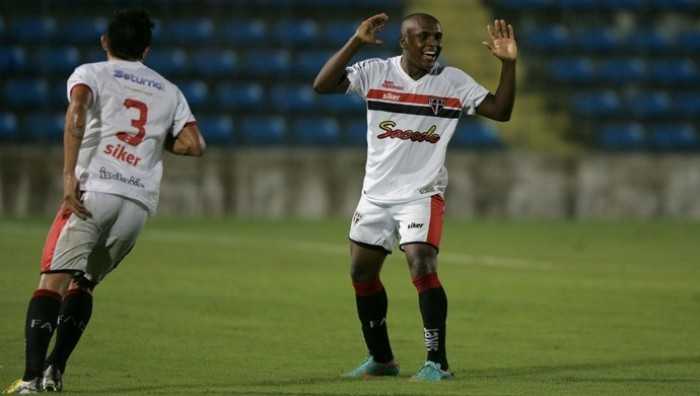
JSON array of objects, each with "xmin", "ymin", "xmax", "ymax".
[{"xmin": 1, "ymin": 218, "xmax": 699, "ymax": 395}]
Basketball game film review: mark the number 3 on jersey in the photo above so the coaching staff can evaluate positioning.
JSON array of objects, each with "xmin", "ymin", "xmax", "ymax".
[{"xmin": 117, "ymin": 99, "xmax": 148, "ymax": 146}]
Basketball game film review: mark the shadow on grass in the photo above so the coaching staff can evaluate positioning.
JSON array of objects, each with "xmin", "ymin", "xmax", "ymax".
[
  {"xmin": 72, "ymin": 356, "xmax": 700, "ymax": 394},
  {"xmin": 466, "ymin": 355, "xmax": 700, "ymax": 379}
]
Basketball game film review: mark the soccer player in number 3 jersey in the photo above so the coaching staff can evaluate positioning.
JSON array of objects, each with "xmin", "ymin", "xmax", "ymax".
[
  {"xmin": 313, "ymin": 13, "xmax": 516, "ymax": 381},
  {"xmin": 4, "ymin": 9, "xmax": 205, "ymax": 394}
]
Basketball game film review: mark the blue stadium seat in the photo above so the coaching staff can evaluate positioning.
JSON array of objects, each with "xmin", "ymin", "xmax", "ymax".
[
  {"xmin": 60, "ymin": 18, "xmax": 107, "ymax": 44},
  {"xmin": 179, "ymin": 80, "xmax": 209, "ymax": 108},
  {"xmin": 272, "ymin": 19, "xmax": 319, "ymax": 46},
  {"xmin": 83, "ymin": 49, "xmax": 106, "ymax": 64},
  {"xmin": 452, "ymin": 122, "xmax": 503, "ymax": 149},
  {"xmin": 550, "ymin": 58, "xmax": 595, "ymax": 83},
  {"xmin": 575, "ymin": 28, "xmax": 622, "ymax": 52},
  {"xmin": 293, "ymin": 117, "xmax": 340, "ymax": 145},
  {"xmin": 11, "ymin": 17, "xmax": 56, "ymax": 42},
  {"xmin": 323, "ymin": 20, "xmax": 358, "ymax": 46},
  {"xmin": 317, "ymin": 93, "xmax": 364, "ymax": 113},
  {"xmin": 0, "ymin": 47, "xmax": 27, "ymax": 73},
  {"xmin": 145, "ymin": 49, "xmax": 188, "ymax": 76},
  {"xmin": 51, "ymin": 81, "xmax": 68, "ymax": 106},
  {"xmin": 627, "ymin": 91, "xmax": 672, "ymax": 118},
  {"xmin": 0, "ymin": 113, "xmax": 19, "ymax": 140},
  {"xmin": 3, "ymin": 79, "xmax": 49, "ymax": 107},
  {"xmin": 525, "ymin": 26, "xmax": 570, "ymax": 51},
  {"xmin": 33, "ymin": 47, "xmax": 80, "ymax": 74},
  {"xmin": 160, "ymin": 19, "xmax": 214, "ymax": 44},
  {"xmin": 602, "ymin": 0, "xmax": 645, "ymax": 9},
  {"xmin": 240, "ymin": 116, "xmax": 286, "ymax": 145},
  {"xmin": 598, "ymin": 123, "xmax": 646, "ymax": 150},
  {"xmin": 627, "ymin": 29, "xmax": 676, "ymax": 53},
  {"xmin": 571, "ymin": 91, "xmax": 621, "ymax": 117},
  {"xmin": 24, "ymin": 113, "xmax": 64, "ymax": 142},
  {"xmin": 192, "ymin": 49, "xmax": 237, "ymax": 77},
  {"xmin": 557, "ymin": 0, "xmax": 597, "ymax": 8},
  {"xmin": 240, "ymin": 50, "xmax": 290, "ymax": 76},
  {"xmin": 649, "ymin": 124, "xmax": 699, "ymax": 151},
  {"xmin": 496, "ymin": 0, "xmax": 554, "ymax": 8},
  {"xmin": 653, "ymin": 0, "xmax": 700, "ymax": 10},
  {"xmin": 198, "ymin": 116, "xmax": 234, "ymax": 145},
  {"xmin": 215, "ymin": 82, "xmax": 264, "ymax": 109},
  {"xmin": 678, "ymin": 31, "xmax": 700, "ymax": 52},
  {"xmin": 597, "ymin": 59, "xmax": 646, "ymax": 84},
  {"xmin": 218, "ymin": 19, "xmax": 268, "ymax": 44},
  {"xmin": 674, "ymin": 92, "xmax": 700, "ymax": 117},
  {"xmin": 346, "ymin": 119, "xmax": 368, "ymax": 145},
  {"xmin": 270, "ymin": 85, "xmax": 316, "ymax": 112},
  {"xmin": 292, "ymin": 51, "xmax": 332, "ymax": 78},
  {"xmin": 649, "ymin": 59, "xmax": 699, "ymax": 85}
]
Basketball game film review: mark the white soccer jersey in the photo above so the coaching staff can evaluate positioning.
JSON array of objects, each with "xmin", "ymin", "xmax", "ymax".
[
  {"xmin": 346, "ymin": 55, "xmax": 489, "ymax": 204},
  {"xmin": 66, "ymin": 59, "xmax": 195, "ymax": 214}
]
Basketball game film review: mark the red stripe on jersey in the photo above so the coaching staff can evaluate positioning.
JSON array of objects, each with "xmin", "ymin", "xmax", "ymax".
[
  {"xmin": 69, "ymin": 83, "xmax": 93, "ymax": 100},
  {"xmin": 40, "ymin": 204, "xmax": 72, "ymax": 272},
  {"xmin": 367, "ymin": 89, "xmax": 462, "ymax": 109},
  {"xmin": 426, "ymin": 195, "xmax": 445, "ymax": 248}
]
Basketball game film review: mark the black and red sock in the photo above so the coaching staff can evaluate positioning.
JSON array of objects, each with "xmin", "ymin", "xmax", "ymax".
[
  {"xmin": 353, "ymin": 278, "xmax": 394, "ymax": 363},
  {"xmin": 413, "ymin": 273, "xmax": 448, "ymax": 370},
  {"xmin": 46, "ymin": 288, "xmax": 93, "ymax": 374},
  {"xmin": 23, "ymin": 289, "xmax": 62, "ymax": 380}
]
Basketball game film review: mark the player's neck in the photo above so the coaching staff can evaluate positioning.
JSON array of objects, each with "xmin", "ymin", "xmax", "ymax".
[{"xmin": 400, "ymin": 56, "xmax": 428, "ymax": 81}]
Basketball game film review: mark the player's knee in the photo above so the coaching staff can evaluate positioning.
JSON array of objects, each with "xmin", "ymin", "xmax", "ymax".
[
  {"xmin": 405, "ymin": 250, "xmax": 437, "ymax": 278},
  {"xmin": 350, "ymin": 262, "xmax": 380, "ymax": 283}
]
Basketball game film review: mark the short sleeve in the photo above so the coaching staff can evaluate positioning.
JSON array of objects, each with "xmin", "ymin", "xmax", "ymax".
[
  {"xmin": 345, "ymin": 58, "xmax": 384, "ymax": 99},
  {"xmin": 66, "ymin": 64, "xmax": 98, "ymax": 106},
  {"xmin": 171, "ymin": 86, "xmax": 196, "ymax": 138},
  {"xmin": 449, "ymin": 68, "xmax": 489, "ymax": 116}
]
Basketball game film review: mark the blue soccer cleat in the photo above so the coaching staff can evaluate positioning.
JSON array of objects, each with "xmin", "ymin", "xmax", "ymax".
[
  {"xmin": 410, "ymin": 361, "xmax": 453, "ymax": 381},
  {"xmin": 342, "ymin": 356, "xmax": 400, "ymax": 378}
]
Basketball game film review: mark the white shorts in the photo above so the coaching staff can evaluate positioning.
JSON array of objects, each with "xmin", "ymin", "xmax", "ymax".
[
  {"xmin": 349, "ymin": 194, "xmax": 445, "ymax": 253},
  {"xmin": 40, "ymin": 191, "xmax": 148, "ymax": 284}
]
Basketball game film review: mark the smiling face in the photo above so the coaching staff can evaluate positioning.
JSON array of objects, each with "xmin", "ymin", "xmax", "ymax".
[{"xmin": 400, "ymin": 14, "xmax": 443, "ymax": 79}]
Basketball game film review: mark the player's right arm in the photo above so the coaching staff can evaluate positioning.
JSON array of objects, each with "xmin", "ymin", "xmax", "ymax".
[
  {"xmin": 63, "ymin": 85, "xmax": 92, "ymax": 219},
  {"xmin": 164, "ymin": 122, "xmax": 206, "ymax": 157},
  {"xmin": 312, "ymin": 13, "xmax": 388, "ymax": 94}
]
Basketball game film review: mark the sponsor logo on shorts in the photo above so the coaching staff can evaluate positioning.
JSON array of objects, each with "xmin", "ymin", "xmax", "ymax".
[
  {"xmin": 99, "ymin": 167, "xmax": 145, "ymax": 188},
  {"xmin": 408, "ymin": 222, "xmax": 424, "ymax": 229},
  {"xmin": 352, "ymin": 211, "xmax": 362, "ymax": 225},
  {"xmin": 377, "ymin": 120, "xmax": 440, "ymax": 144}
]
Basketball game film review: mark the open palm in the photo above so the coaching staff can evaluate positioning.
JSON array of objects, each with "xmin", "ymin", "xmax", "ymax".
[
  {"xmin": 483, "ymin": 19, "xmax": 517, "ymax": 61},
  {"xmin": 355, "ymin": 13, "xmax": 388, "ymax": 45}
]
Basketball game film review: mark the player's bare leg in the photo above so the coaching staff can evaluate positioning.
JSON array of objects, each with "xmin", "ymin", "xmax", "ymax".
[
  {"xmin": 403, "ymin": 243, "xmax": 453, "ymax": 380},
  {"xmin": 344, "ymin": 242, "xmax": 399, "ymax": 377}
]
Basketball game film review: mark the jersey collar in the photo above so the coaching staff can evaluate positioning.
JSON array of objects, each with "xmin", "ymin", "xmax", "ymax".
[{"xmin": 394, "ymin": 56, "xmax": 439, "ymax": 86}]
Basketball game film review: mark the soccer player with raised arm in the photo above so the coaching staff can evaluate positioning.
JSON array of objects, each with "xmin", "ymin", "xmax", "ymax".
[
  {"xmin": 313, "ymin": 13, "xmax": 516, "ymax": 381},
  {"xmin": 4, "ymin": 9, "xmax": 205, "ymax": 394}
]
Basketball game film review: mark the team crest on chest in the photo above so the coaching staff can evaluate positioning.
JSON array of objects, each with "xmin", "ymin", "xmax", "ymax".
[{"xmin": 429, "ymin": 97, "xmax": 444, "ymax": 115}]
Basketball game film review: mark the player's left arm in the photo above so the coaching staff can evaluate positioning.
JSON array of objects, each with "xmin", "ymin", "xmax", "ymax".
[
  {"xmin": 63, "ymin": 85, "xmax": 92, "ymax": 219},
  {"xmin": 165, "ymin": 122, "xmax": 206, "ymax": 157},
  {"xmin": 476, "ymin": 19, "xmax": 517, "ymax": 122}
]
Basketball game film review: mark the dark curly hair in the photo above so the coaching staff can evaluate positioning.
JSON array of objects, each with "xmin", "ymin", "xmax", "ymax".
[{"xmin": 106, "ymin": 9, "xmax": 154, "ymax": 61}]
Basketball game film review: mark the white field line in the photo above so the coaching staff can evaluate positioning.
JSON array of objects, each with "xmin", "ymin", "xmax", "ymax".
[{"xmin": 0, "ymin": 223, "xmax": 553, "ymax": 271}]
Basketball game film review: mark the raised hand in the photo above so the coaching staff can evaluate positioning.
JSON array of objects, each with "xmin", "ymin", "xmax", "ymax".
[
  {"xmin": 483, "ymin": 19, "xmax": 518, "ymax": 62},
  {"xmin": 354, "ymin": 13, "xmax": 389, "ymax": 45}
]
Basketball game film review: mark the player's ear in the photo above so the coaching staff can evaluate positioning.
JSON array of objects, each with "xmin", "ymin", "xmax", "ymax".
[
  {"xmin": 100, "ymin": 35, "xmax": 109, "ymax": 52},
  {"xmin": 141, "ymin": 47, "xmax": 150, "ymax": 61},
  {"xmin": 399, "ymin": 34, "xmax": 406, "ymax": 49}
]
